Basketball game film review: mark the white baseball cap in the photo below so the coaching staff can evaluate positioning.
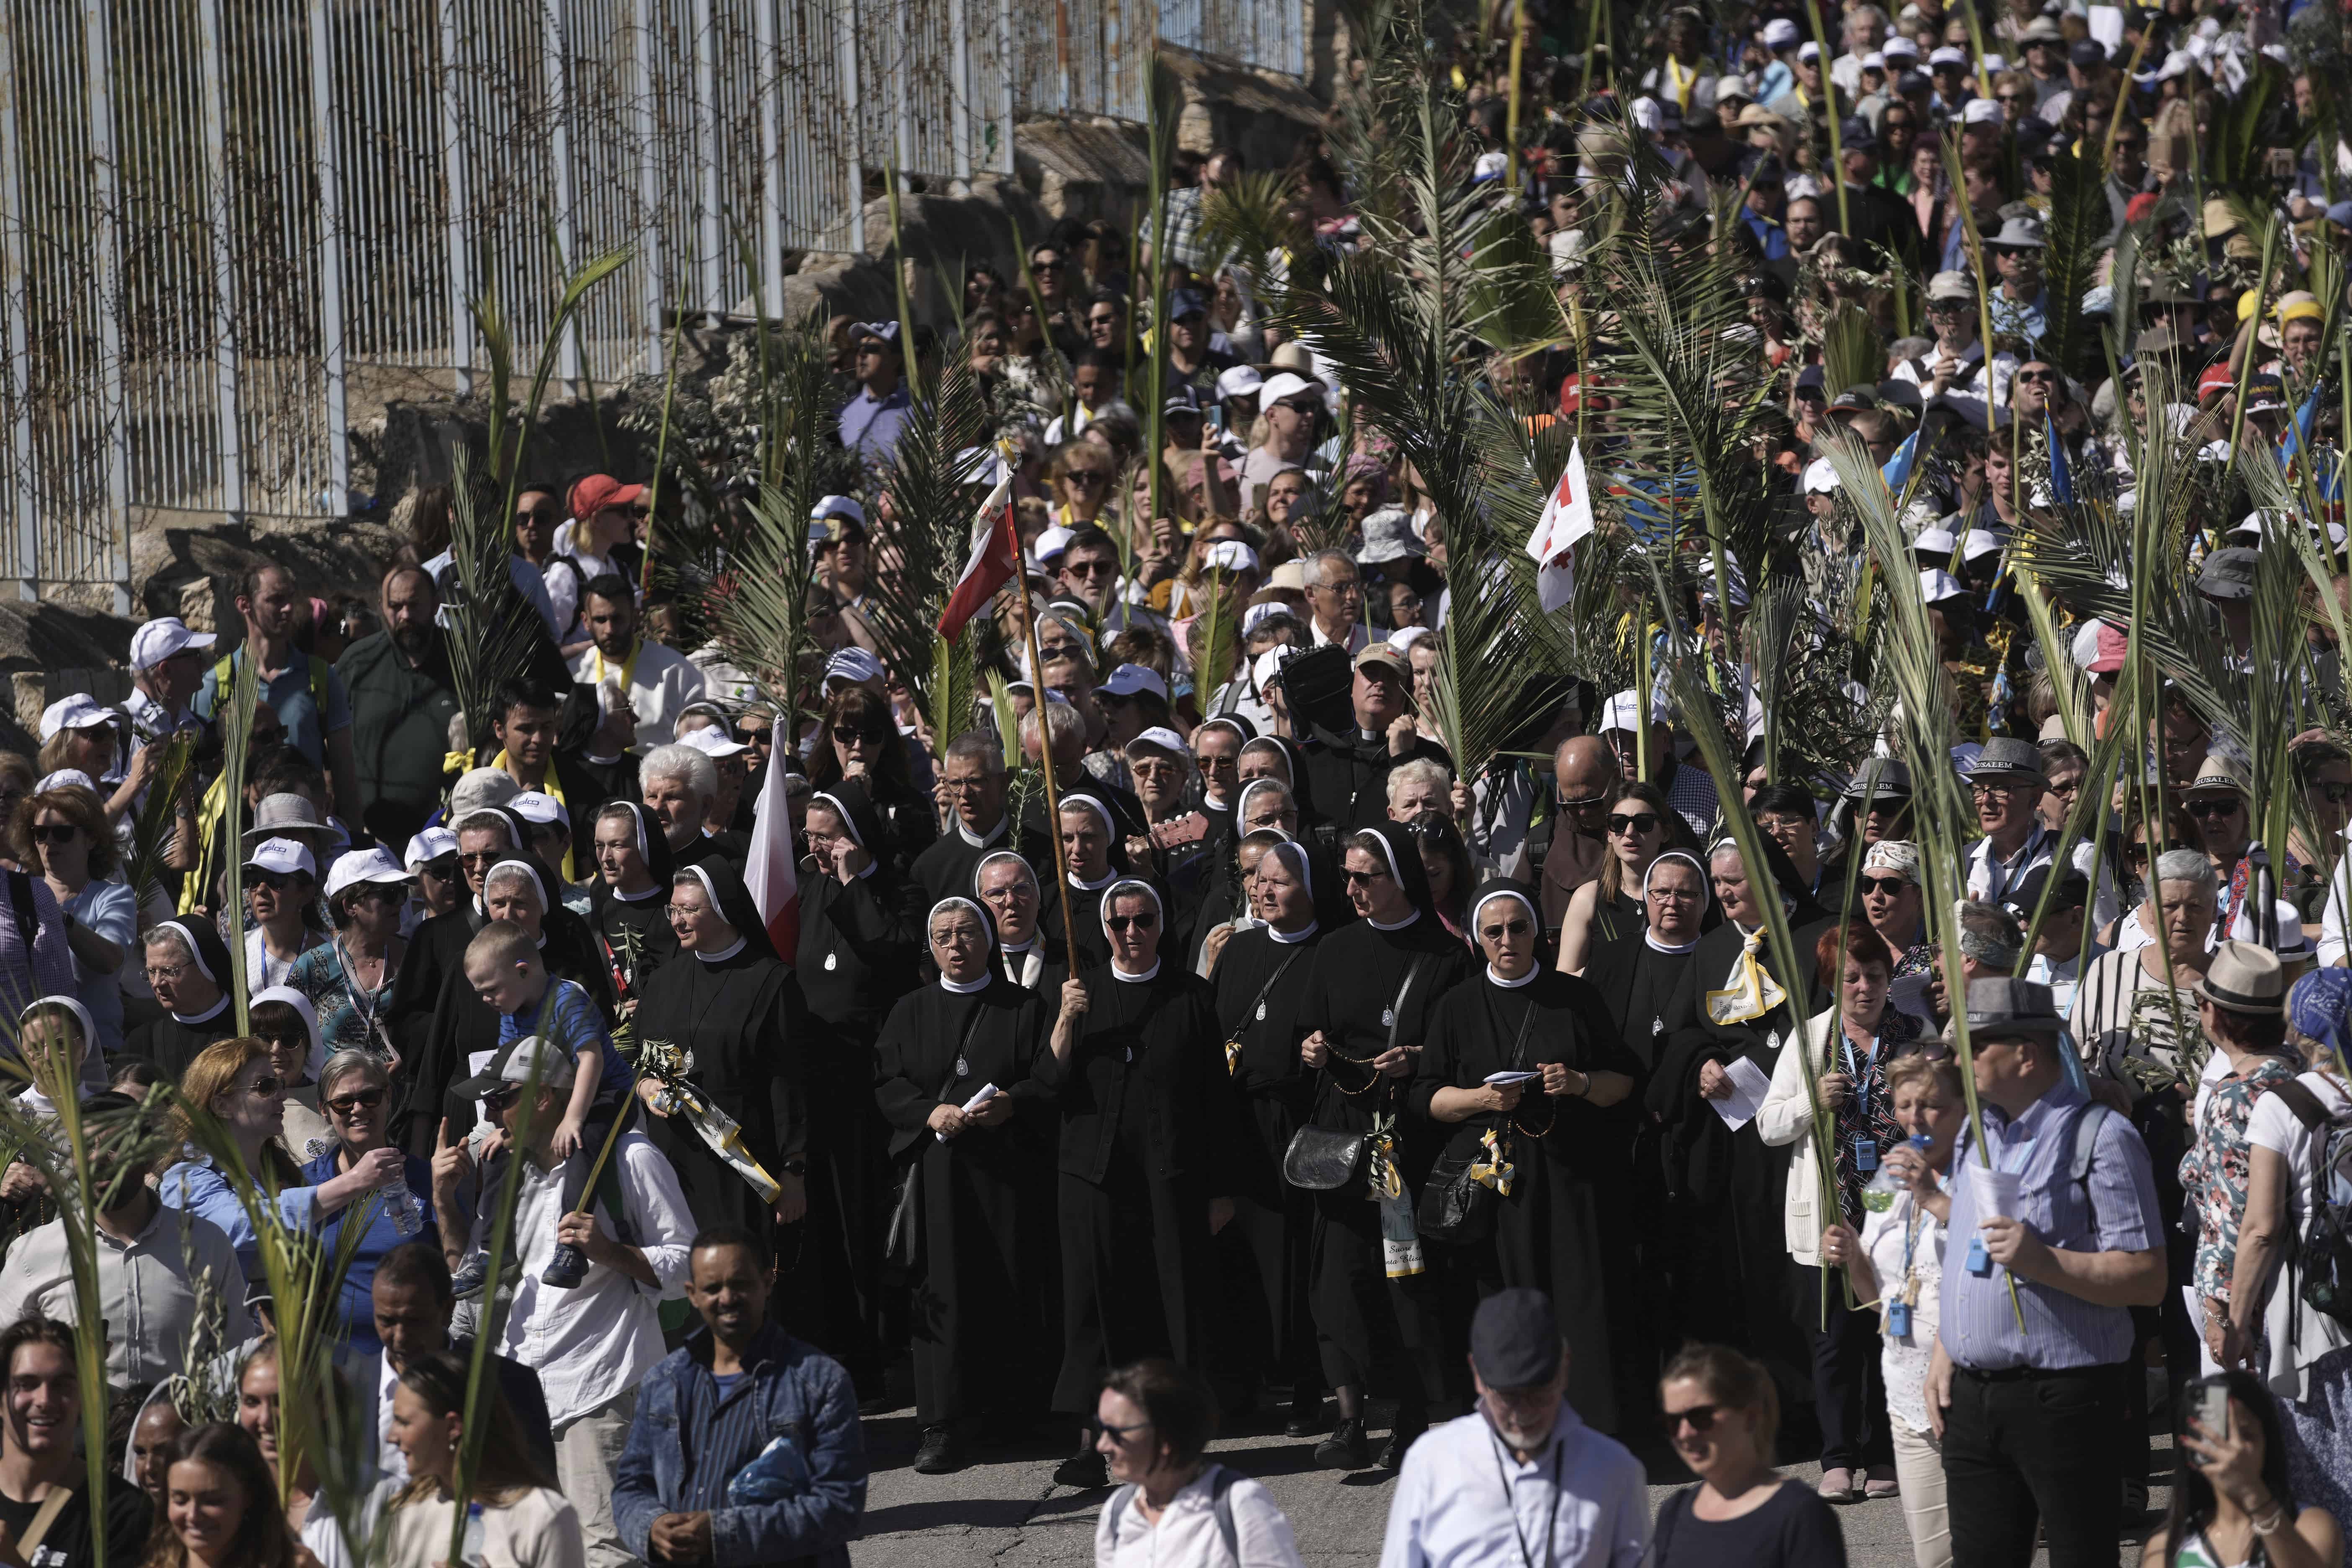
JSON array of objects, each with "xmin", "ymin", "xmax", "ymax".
[
  {"xmin": 1097, "ymin": 663, "xmax": 1170, "ymax": 702},
  {"xmin": 38, "ymin": 694, "xmax": 113, "ymax": 743},
  {"xmin": 824, "ymin": 646, "xmax": 887, "ymax": 687},
  {"xmin": 508, "ymin": 790, "xmax": 567, "ymax": 825},
  {"xmin": 1962, "ymin": 97, "xmax": 2003, "ymax": 125},
  {"xmin": 243, "ymin": 836, "xmax": 317, "ymax": 878},
  {"xmin": 1251, "ymin": 646, "xmax": 1298, "ymax": 691},
  {"xmin": 1389, "ymin": 625, "xmax": 1435, "ymax": 654},
  {"xmin": 1919, "ymin": 567, "xmax": 1967, "ymax": 604},
  {"xmin": 1032, "ymin": 524, "xmax": 1076, "ymax": 565},
  {"xmin": 35, "ymin": 769, "xmax": 95, "ymax": 795},
  {"xmin": 1912, "ymin": 525, "xmax": 1958, "ymax": 557},
  {"xmin": 1929, "ymin": 45, "xmax": 1966, "ymax": 67},
  {"xmin": 1961, "ymin": 527, "xmax": 2006, "ymax": 561},
  {"xmin": 1881, "ymin": 36, "xmax": 1919, "ymax": 58},
  {"xmin": 1217, "ymin": 365, "xmax": 1266, "ymax": 401},
  {"xmin": 1123, "ymin": 725, "xmax": 1190, "ymax": 759},
  {"xmin": 1798, "ymin": 40, "xmax": 1821, "ymax": 61},
  {"xmin": 1202, "ymin": 540, "xmax": 1261, "ymax": 575},
  {"xmin": 129, "ymin": 616, "xmax": 217, "ymax": 671},
  {"xmin": 1257, "ymin": 371, "xmax": 1318, "ymax": 409},
  {"xmin": 1802, "ymin": 457, "xmax": 1840, "ymax": 495},
  {"xmin": 1762, "ymin": 18, "xmax": 1800, "ymax": 47},
  {"xmin": 811, "ymin": 495, "xmax": 867, "ymax": 527},
  {"xmin": 405, "ymin": 827, "xmax": 459, "ymax": 870},
  {"xmin": 325, "ymin": 846, "xmax": 412, "ymax": 900},
  {"xmin": 678, "ymin": 726, "xmax": 751, "ymax": 759},
  {"xmin": 1241, "ymin": 601, "xmax": 1287, "ymax": 638},
  {"xmin": 1598, "ymin": 689, "xmax": 1661, "ymax": 735}
]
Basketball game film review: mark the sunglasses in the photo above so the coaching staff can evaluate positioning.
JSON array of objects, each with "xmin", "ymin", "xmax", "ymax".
[
  {"xmin": 1480, "ymin": 919, "xmax": 1532, "ymax": 941},
  {"xmin": 2015, "ymin": 370, "xmax": 2056, "ymax": 384},
  {"xmin": 1557, "ymin": 793, "xmax": 1610, "ymax": 813},
  {"xmin": 482, "ymin": 1084, "xmax": 523, "ymax": 1109},
  {"xmin": 325, "ymin": 1086, "xmax": 387, "ymax": 1114},
  {"xmin": 831, "ymin": 725, "xmax": 877, "ymax": 744},
  {"xmin": 2187, "ymin": 799, "xmax": 2242, "ymax": 820},
  {"xmin": 1607, "ymin": 812, "xmax": 1661, "ymax": 836},
  {"xmin": 458, "ymin": 851, "xmax": 502, "ymax": 868},
  {"xmin": 1105, "ymin": 912, "xmax": 1158, "ymax": 932},
  {"xmin": 1661, "ymin": 1403, "xmax": 1723, "ymax": 1434},
  {"xmin": 1343, "ymin": 867, "xmax": 1392, "ymax": 885},
  {"xmin": 1064, "ymin": 555, "xmax": 1115, "ymax": 573},
  {"xmin": 26, "ymin": 823, "xmax": 78, "ymax": 846},
  {"xmin": 1860, "ymin": 875, "xmax": 1910, "ymax": 895},
  {"xmin": 245, "ymin": 1075, "xmax": 285, "ymax": 1098},
  {"xmin": 420, "ymin": 858, "xmax": 461, "ymax": 880},
  {"xmin": 1031, "ymin": 258, "xmax": 1065, "ymax": 272},
  {"xmin": 248, "ymin": 870, "xmax": 307, "ymax": 892}
]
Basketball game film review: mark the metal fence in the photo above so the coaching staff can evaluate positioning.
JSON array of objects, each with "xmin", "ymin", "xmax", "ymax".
[{"xmin": 0, "ymin": 0, "xmax": 1305, "ymax": 609}]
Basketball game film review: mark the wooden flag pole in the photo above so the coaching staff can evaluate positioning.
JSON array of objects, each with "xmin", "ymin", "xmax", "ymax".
[{"xmin": 1016, "ymin": 580, "xmax": 1084, "ymax": 976}]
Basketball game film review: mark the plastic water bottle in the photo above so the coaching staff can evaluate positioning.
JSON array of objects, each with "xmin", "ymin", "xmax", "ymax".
[
  {"xmin": 460, "ymin": 1500, "xmax": 487, "ymax": 1565},
  {"xmin": 1863, "ymin": 1134, "xmax": 1933, "ymax": 1204},
  {"xmin": 381, "ymin": 1166, "xmax": 424, "ymax": 1240}
]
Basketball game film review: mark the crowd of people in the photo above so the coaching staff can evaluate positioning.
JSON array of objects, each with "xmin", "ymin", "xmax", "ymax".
[{"xmin": 1, "ymin": 0, "xmax": 2352, "ymax": 1563}]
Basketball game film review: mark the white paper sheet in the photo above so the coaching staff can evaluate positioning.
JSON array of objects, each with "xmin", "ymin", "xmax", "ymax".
[
  {"xmin": 1708, "ymin": 1054, "xmax": 1774, "ymax": 1132},
  {"xmin": 2088, "ymin": 6, "xmax": 2124, "ymax": 51},
  {"xmin": 937, "ymin": 1081, "xmax": 1001, "ymax": 1140},
  {"xmin": 1484, "ymin": 1071, "xmax": 1542, "ymax": 1086}
]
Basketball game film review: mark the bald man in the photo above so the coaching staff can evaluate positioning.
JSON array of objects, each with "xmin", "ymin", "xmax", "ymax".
[{"xmin": 1539, "ymin": 735, "xmax": 1621, "ymax": 932}]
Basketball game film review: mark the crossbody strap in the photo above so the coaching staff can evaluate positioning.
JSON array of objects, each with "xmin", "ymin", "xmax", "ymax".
[
  {"xmin": 1226, "ymin": 947, "xmax": 1308, "ymax": 1039},
  {"xmin": 1387, "ymin": 954, "xmax": 1432, "ymax": 1054}
]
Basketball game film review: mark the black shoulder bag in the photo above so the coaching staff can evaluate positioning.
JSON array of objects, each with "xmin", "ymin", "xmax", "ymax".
[
  {"xmin": 1282, "ymin": 954, "xmax": 1428, "ymax": 1191},
  {"xmin": 884, "ymin": 1001, "xmax": 990, "ymax": 1275},
  {"xmin": 1417, "ymin": 996, "xmax": 1539, "ymax": 1245}
]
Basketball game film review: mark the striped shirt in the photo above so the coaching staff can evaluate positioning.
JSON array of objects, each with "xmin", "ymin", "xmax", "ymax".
[
  {"xmin": 1938, "ymin": 1081, "xmax": 2163, "ymax": 1371},
  {"xmin": 673, "ymin": 1330, "xmax": 795, "ymax": 1514}
]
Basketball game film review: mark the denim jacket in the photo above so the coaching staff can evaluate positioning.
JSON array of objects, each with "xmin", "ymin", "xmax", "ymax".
[{"xmin": 612, "ymin": 1325, "xmax": 866, "ymax": 1567}]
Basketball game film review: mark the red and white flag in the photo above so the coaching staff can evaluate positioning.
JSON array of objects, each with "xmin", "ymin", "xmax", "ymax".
[
  {"xmin": 936, "ymin": 472, "xmax": 1019, "ymax": 641},
  {"xmin": 1527, "ymin": 440, "xmax": 1595, "ymax": 613},
  {"xmin": 744, "ymin": 744, "xmax": 800, "ymax": 959}
]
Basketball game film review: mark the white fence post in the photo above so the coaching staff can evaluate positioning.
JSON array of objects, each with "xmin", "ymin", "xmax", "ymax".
[
  {"xmin": 308, "ymin": 0, "xmax": 350, "ymax": 520},
  {"xmin": 84, "ymin": 0, "xmax": 132, "ymax": 611},
  {"xmin": 544, "ymin": 0, "xmax": 583, "ymax": 389},
  {"xmin": 441, "ymin": 0, "xmax": 472, "ymax": 397},
  {"xmin": 196, "ymin": 0, "xmax": 244, "ymax": 524},
  {"xmin": 634, "ymin": 0, "xmax": 664, "ymax": 370},
  {"xmin": 837, "ymin": 0, "xmax": 861, "ymax": 253},
  {"xmin": 0, "ymin": 0, "xmax": 34, "ymax": 599},
  {"xmin": 756, "ymin": 0, "xmax": 783, "ymax": 312}
]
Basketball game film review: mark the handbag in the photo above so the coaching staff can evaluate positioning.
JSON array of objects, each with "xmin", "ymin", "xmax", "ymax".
[
  {"xmin": 1282, "ymin": 955, "xmax": 1428, "ymax": 1192},
  {"xmin": 1416, "ymin": 997, "xmax": 1538, "ymax": 1245},
  {"xmin": 885, "ymin": 1004, "xmax": 988, "ymax": 1274}
]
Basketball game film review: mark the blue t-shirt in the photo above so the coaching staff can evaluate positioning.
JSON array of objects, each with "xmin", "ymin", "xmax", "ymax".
[
  {"xmin": 193, "ymin": 649, "xmax": 354, "ymax": 769},
  {"xmin": 299, "ymin": 1144, "xmax": 437, "ymax": 1359},
  {"xmin": 499, "ymin": 976, "xmax": 629, "ymax": 1105}
]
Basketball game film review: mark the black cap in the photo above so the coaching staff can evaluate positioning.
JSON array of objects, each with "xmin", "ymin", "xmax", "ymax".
[
  {"xmin": 1839, "ymin": 116, "xmax": 1878, "ymax": 153},
  {"xmin": 2005, "ymin": 866, "xmax": 2089, "ymax": 919},
  {"xmin": 1469, "ymin": 1287, "xmax": 1564, "ymax": 1390},
  {"xmin": 2069, "ymin": 38, "xmax": 2106, "ymax": 66}
]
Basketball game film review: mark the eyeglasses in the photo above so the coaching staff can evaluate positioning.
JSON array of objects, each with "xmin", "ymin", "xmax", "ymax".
[
  {"xmin": 1557, "ymin": 793, "xmax": 1610, "ymax": 814},
  {"xmin": 325, "ymin": 1086, "xmax": 387, "ymax": 1114},
  {"xmin": 1064, "ymin": 556, "xmax": 1114, "ymax": 575},
  {"xmin": 458, "ymin": 851, "xmax": 502, "ymax": 869},
  {"xmin": 2187, "ymin": 799, "xmax": 2242, "ymax": 820},
  {"xmin": 1031, "ymin": 258, "xmax": 1065, "ymax": 272},
  {"xmin": 1480, "ymin": 919, "xmax": 1532, "ymax": 941},
  {"xmin": 1661, "ymin": 1403, "xmax": 1723, "ymax": 1434},
  {"xmin": 1104, "ymin": 912, "xmax": 1158, "ymax": 932},
  {"xmin": 1086, "ymin": 313, "xmax": 1119, "ymax": 328},
  {"xmin": 1861, "ymin": 875, "xmax": 1910, "ymax": 895},
  {"xmin": 1971, "ymin": 781, "xmax": 2034, "ymax": 799},
  {"xmin": 245, "ymin": 1075, "xmax": 284, "ymax": 1099},
  {"xmin": 1607, "ymin": 812, "xmax": 1661, "ymax": 836},
  {"xmin": 143, "ymin": 963, "xmax": 189, "ymax": 983},
  {"xmin": 26, "ymin": 823, "xmax": 78, "ymax": 846},
  {"xmin": 1085, "ymin": 1417, "xmax": 1151, "ymax": 1445},
  {"xmin": 420, "ymin": 859, "xmax": 460, "ymax": 880}
]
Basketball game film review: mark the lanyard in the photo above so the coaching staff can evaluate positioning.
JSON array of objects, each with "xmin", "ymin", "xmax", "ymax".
[
  {"xmin": 1840, "ymin": 1032, "xmax": 1878, "ymax": 1126},
  {"xmin": 592, "ymin": 641, "xmax": 644, "ymax": 694},
  {"xmin": 1487, "ymin": 1428, "xmax": 1564, "ymax": 1568},
  {"xmin": 1901, "ymin": 1199, "xmax": 1924, "ymax": 1277},
  {"xmin": 333, "ymin": 936, "xmax": 397, "ymax": 1047}
]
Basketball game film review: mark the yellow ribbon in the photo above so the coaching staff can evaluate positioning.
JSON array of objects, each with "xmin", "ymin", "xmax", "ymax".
[
  {"xmin": 1663, "ymin": 55, "xmax": 1697, "ymax": 111},
  {"xmin": 442, "ymin": 748, "xmax": 476, "ymax": 778},
  {"xmin": 489, "ymin": 747, "xmax": 579, "ymax": 882},
  {"xmin": 1225, "ymin": 1038, "xmax": 1243, "ymax": 1074},
  {"xmin": 1706, "ymin": 926, "xmax": 1787, "ymax": 1026},
  {"xmin": 591, "ymin": 640, "xmax": 645, "ymax": 696},
  {"xmin": 1470, "ymin": 1127, "xmax": 1515, "ymax": 1198}
]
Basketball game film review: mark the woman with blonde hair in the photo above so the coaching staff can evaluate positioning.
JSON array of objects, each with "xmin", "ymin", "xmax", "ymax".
[
  {"xmin": 140, "ymin": 1421, "xmax": 314, "ymax": 1568},
  {"xmin": 1049, "ymin": 440, "xmax": 1117, "ymax": 527},
  {"xmin": 381, "ymin": 1349, "xmax": 581, "ymax": 1566}
]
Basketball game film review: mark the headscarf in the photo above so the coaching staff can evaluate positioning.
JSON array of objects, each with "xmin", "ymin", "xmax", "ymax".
[
  {"xmin": 811, "ymin": 777, "xmax": 887, "ymax": 856},
  {"xmin": 927, "ymin": 895, "xmax": 1000, "ymax": 990},
  {"xmin": 1349, "ymin": 820, "xmax": 1437, "ymax": 921},
  {"xmin": 153, "ymin": 918, "xmax": 233, "ymax": 1000},
  {"xmin": 15, "ymin": 994, "xmax": 95, "ymax": 1097},
  {"xmin": 249, "ymin": 985, "xmax": 326, "ymax": 1081},
  {"xmin": 1261, "ymin": 838, "xmax": 1315, "ymax": 900},
  {"xmin": 1341, "ymin": 453, "xmax": 1391, "ymax": 508},
  {"xmin": 971, "ymin": 848, "xmax": 1040, "ymax": 904},
  {"xmin": 1238, "ymin": 738, "xmax": 1296, "ymax": 786},
  {"xmin": 483, "ymin": 858, "xmax": 552, "ymax": 916},
  {"xmin": 1235, "ymin": 779, "xmax": 1296, "ymax": 838},
  {"xmin": 2288, "ymin": 968, "xmax": 2352, "ymax": 1067},
  {"xmin": 1058, "ymin": 791, "xmax": 1127, "ymax": 878},
  {"xmin": 1862, "ymin": 838, "xmax": 1921, "ymax": 884},
  {"xmin": 1638, "ymin": 849, "xmax": 1712, "ymax": 952},
  {"xmin": 675, "ymin": 859, "xmax": 779, "ymax": 962},
  {"xmin": 1098, "ymin": 879, "xmax": 1166, "ymax": 967},
  {"xmin": 1469, "ymin": 881, "xmax": 1540, "ymax": 933},
  {"xmin": 593, "ymin": 800, "xmax": 676, "ymax": 902}
]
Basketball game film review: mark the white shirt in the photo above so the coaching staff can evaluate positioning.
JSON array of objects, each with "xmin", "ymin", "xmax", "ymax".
[
  {"xmin": 1861, "ymin": 1189, "xmax": 1947, "ymax": 1434},
  {"xmin": 0, "ymin": 1200, "xmax": 251, "ymax": 1388},
  {"xmin": 569, "ymin": 638, "xmax": 709, "ymax": 749},
  {"xmin": 477, "ymin": 1131, "xmax": 696, "ymax": 1427},
  {"xmin": 1093, "ymin": 1465, "xmax": 1304, "ymax": 1568},
  {"xmin": 1379, "ymin": 1408, "xmax": 1648, "ymax": 1568},
  {"xmin": 2243, "ymin": 1070, "xmax": 2352, "ymax": 1398},
  {"xmin": 1963, "ymin": 827, "xmax": 2120, "ymax": 934}
]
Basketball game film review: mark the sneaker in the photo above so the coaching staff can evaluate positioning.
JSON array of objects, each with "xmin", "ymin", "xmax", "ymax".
[
  {"xmin": 1818, "ymin": 1467, "xmax": 1857, "ymax": 1503},
  {"xmin": 1052, "ymin": 1447, "xmax": 1109, "ymax": 1489},
  {"xmin": 1377, "ymin": 1414, "xmax": 1426, "ymax": 1470},
  {"xmin": 912, "ymin": 1426, "xmax": 962, "ymax": 1475},
  {"xmin": 449, "ymin": 1252, "xmax": 491, "ymax": 1300},
  {"xmin": 1314, "ymin": 1417, "xmax": 1371, "ymax": 1470},
  {"xmin": 1863, "ymin": 1465, "xmax": 1899, "ymax": 1500},
  {"xmin": 539, "ymin": 1242, "xmax": 590, "ymax": 1289}
]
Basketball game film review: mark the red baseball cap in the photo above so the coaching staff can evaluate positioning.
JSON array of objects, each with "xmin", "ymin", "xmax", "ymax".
[
  {"xmin": 2087, "ymin": 622, "xmax": 2129, "ymax": 675},
  {"xmin": 569, "ymin": 474, "xmax": 645, "ymax": 519},
  {"xmin": 2195, "ymin": 363, "xmax": 2236, "ymax": 403}
]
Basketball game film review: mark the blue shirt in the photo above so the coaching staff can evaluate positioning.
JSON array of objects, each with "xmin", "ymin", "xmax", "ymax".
[
  {"xmin": 1937, "ymin": 1081, "xmax": 2162, "ymax": 1372},
  {"xmin": 499, "ymin": 977, "xmax": 629, "ymax": 1105},
  {"xmin": 157, "ymin": 1156, "xmax": 322, "ymax": 1283},
  {"xmin": 837, "ymin": 385, "xmax": 916, "ymax": 466},
  {"xmin": 64, "ymin": 878, "xmax": 137, "ymax": 1055},
  {"xmin": 1990, "ymin": 287, "xmax": 2049, "ymax": 348},
  {"xmin": 193, "ymin": 649, "xmax": 353, "ymax": 769},
  {"xmin": 299, "ymin": 1143, "xmax": 436, "ymax": 1359},
  {"xmin": 1740, "ymin": 209, "xmax": 1790, "ymax": 261}
]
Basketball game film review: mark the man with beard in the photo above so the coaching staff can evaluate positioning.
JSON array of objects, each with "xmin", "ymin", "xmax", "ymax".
[
  {"xmin": 338, "ymin": 564, "xmax": 463, "ymax": 846},
  {"xmin": 567, "ymin": 573, "xmax": 707, "ymax": 748},
  {"xmin": 485, "ymin": 675, "xmax": 606, "ymax": 882}
]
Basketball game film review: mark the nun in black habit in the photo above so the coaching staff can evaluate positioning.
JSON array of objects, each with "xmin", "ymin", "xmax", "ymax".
[
  {"xmin": 872, "ymin": 896, "xmax": 1057, "ymax": 1475},
  {"xmin": 1409, "ymin": 881, "xmax": 1641, "ymax": 1434},
  {"xmin": 1034, "ymin": 790, "xmax": 1130, "ymax": 972},
  {"xmin": 1211, "ymin": 834, "xmax": 1327, "ymax": 1429},
  {"xmin": 632, "ymin": 860, "xmax": 810, "ymax": 1239},
  {"xmin": 1031, "ymin": 877, "xmax": 1238, "ymax": 1490},
  {"xmin": 125, "ymin": 918, "xmax": 239, "ymax": 1080},
  {"xmin": 586, "ymin": 799, "xmax": 680, "ymax": 1005},
  {"xmin": 1645, "ymin": 833, "xmax": 1833, "ymax": 1388},
  {"xmin": 794, "ymin": 779, "xmax": 923, "ymax": 1392},
  {"xmin": 972, "ymin": 850, "xmax": 1068, "ymax": 997},
  {"xmin": 1293, "ymin": 820, "xmax": 1473, "ymax": 1473}
]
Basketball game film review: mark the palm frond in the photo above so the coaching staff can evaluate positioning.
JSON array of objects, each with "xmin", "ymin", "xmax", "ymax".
[
  {"xmin": 2040, "ymin": 150, "xmax": 2112, "ymax": 382},
  {"xmin": 869, "ymin": 346, "xmax": 997, "ymax": 730},
  {"xmin": 123, "ymin": 732, "xmax": 194, "ymax": 907}
]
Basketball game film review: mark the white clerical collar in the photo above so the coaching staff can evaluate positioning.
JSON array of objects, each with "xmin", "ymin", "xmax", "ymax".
[
  {"xmin": 1073, "ymin": 868, "xmax": 1118, "ymax": 892},
  {"xmin": 614, "ymin": 880, "xmax": 662, "ymax": 903},
  {"xmin": 1646, "ymin": 931, "xmax": 1702, "ymax": 954},
  {"xmin": 1112, "ymin": 959, "xmax": 1161, "ymax": 983},
  {"xmin": 1002, "ymin": 937, "xmax": 1037, "ymax": 954},
  {"xmin": 1487, "ymin": 964, "xmax": 1539, "ymax": 988},
  {"xmin": 941, "ymin": 973, "xmax": 991, "ymax": 993},
  {"xmin": 1369, "ymin": 910, "xmax": 1421, "ymax": 931},
  {"xmin": 958, "ymin": 817, "xmax": 1008, "ymax": 849},
  {"xmin": 175, "ymin": 993, "xmax": 231, "ymax": 1026},
  {"xmin": 1271, "ymin": 919, "xmax": 1318, "ymax": 944},
  {"xmin": 697, "ymin": 936, "xmax": 748, "ymax": 963}
]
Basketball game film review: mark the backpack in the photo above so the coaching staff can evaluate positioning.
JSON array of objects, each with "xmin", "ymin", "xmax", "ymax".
[
  {"xmin": 2262, "ymin": 1078, "xmax": 2352, "ymax": 1333},
  {"xmin": 1106, "ymin": 1463, "xmax": 1241, "ymax": 1565}
]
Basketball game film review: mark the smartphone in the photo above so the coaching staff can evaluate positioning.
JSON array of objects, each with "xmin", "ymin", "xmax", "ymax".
[
  {"xmin": 2194, "ymin": 1381, "xmax": 2231, "ymax": 1439},
  {"xmin": 1209, "ymin": 405, "xmax": 1226, "ymax": 433}
]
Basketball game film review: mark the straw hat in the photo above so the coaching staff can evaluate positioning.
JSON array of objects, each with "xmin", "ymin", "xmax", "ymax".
[{"xmin": 2195, "ymin": 940, "xmax": 2285, "ymax": 1015}]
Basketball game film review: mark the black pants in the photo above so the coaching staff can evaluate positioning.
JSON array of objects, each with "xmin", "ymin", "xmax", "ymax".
[
  {"xmin": 1801, "ymin": 1270, "xmax": 1890, "ymax": 1471},
  {"xmin": 1943, "ymin": 1362, "xmax": 2128, "ymax": 1568}
]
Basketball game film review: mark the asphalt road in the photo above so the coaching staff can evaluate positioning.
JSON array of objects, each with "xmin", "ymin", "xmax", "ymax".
[{"xmin": 853, "ymin": 1397, "xmax": 2177, "ymax": 1566}]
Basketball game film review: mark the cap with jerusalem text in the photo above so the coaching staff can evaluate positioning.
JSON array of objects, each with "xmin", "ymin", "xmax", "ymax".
[
  {"xmin": 1470, "ymin": 1287, "xmax": 1564, "ymax": 1390},
  {"xmin": 1096, "ymin": 663, "xmax": 1170, "ymax": 703}
]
